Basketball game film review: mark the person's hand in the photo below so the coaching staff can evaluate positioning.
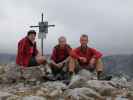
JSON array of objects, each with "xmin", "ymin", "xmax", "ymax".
[
  {"xmin": 37, "ymin": 52, "xmax": 42, "ymax": 56},
  {"xmin": 89, "ymin": 58, "xmax": 96, "ymax": 66},
  {"xmin": 32, "ymin": 40, "xmax": 35, "ymax": 44},
  {"xmin": 57, "ymin": 63, "xmax": 63, "ymax": 68},
  {"xmin": 20, "ymin": 66, "xmax": 27, "ymax": 72},
  {"xmin": 79, "ymin": 57, "xmax": 87, "ymax": 63}
]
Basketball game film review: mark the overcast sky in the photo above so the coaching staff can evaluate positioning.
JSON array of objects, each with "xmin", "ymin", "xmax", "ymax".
[{"xmin": 0, "ymin": 0, "xmax": 133, "ymax": 55}]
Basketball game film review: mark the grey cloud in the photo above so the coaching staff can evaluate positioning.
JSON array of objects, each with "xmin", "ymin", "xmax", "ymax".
[{"xmin": 0, "ymin": 0, "xmax": 133, "ymax": 55}]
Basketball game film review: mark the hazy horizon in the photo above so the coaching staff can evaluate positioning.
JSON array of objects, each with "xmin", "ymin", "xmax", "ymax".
[{"xmin": 0, "ymin": 0, "xmax": 133, "ymax": 55}]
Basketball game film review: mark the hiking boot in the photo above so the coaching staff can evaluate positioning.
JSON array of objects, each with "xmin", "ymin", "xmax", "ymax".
[
  {"xmin": 42, "ymin": 74, "xmax": 56, "ymax": 81},
  {"xmin": 68, "ymin": 72, "xmax": 75, "ymax": 80},
  {"xmin": 97, "ymin": 71, "xmax": 112, "ymax": 81},
  {"xmin": 55, "ymin": 74, "xmax": 64, "ymax": 80},
  {"xmin": 62, "ymin": 79, "xmax": 71, "ymax": 85}
]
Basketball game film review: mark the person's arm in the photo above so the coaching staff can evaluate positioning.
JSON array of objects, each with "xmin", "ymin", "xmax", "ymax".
[
  {"xmin": 70, "ymin": 48, "xmax": 88, "ymax": 63},
  {"xmin": 50, "ymin": 60, "xmax": 58, "ymax": 67},
  {"xmin": 57, "ymin": 45, "xmax": 72, "ymax": 67},
  {"xmin": 89, "ymin": 48, "xmax": 103, "ymax": 66},
  {"xmin": 59, "ymin": 45, "xmax": 72, "ymax": 64},
  {"xmin": 70, "ymin": 48, "xmax": 80, "ymax": 59},
  {"xmin": 58, "ymin": 57, "xmax": 70, "ymax": 65},
  {"xmin": 91, "ymin": 48, "xmax": 102, "ymax": 59},
  {"xmin": 19, "ymin": 39, "xmax": 28, "ymax": 68},
  {"xmin": 50, "ymin": 48, "xmax": 59, "ymax": 67}
]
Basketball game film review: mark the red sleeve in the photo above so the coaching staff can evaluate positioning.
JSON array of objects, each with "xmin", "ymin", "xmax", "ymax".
[
  {"xmin": 51, "ymin": 48, "xmax": 57, "ymax": 62},
  {"xmin": 70, "ymin": 48, "xmax": 80, "ymax": 59},
  {"xmin": 90, "ymin": 48, "xmax": 102, "ymax": 59},
  {"xmin": 20, "ymin": 40, "xmax": 26, "ymax": 59},
  {"xmin": 19, "ymin": 39, "xmax": 29, "ymax": 66}
]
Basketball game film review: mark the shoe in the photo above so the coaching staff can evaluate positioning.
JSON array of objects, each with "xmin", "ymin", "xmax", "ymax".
[
  {"xmin": 97, "ymin": 71, "xmax": 112, "ymax": 81},
  {"xmin": 42, "ymin": 74, "xmax": 56, "ymax": 81},
  {"xmin": 55, "ymin": 74, "xmax": 64, "ymax": 80},
  {"xmin": 67, "ymin": 72, "xmax": 75, "ymax": 81},
  {"xmin": 62, "ymin": 79, "xmax": 71, "ymax": 85}
]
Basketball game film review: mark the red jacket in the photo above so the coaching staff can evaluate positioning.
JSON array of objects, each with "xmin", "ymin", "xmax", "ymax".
[
  {"xmin": 51, "ymin": 44, "xmax": 71, "ymax": 63},
  {"xmin": 71, "ymin": 46, "xmax": 102, "ymax": 66},
  {"xmin": 16, "ymin": 36, "xmax": 38, "ymax": 67}
]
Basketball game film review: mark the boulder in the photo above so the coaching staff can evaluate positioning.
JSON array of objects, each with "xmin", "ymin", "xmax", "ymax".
[
  {"xmin": 22, "ymin": 96, "xmax": 46, "ymax": 100},
  {"xmin": 4, "ymin": 64, "xmax": 22, "ymax": 80},
  {"xmin": 3, "ymin": 64, "xmax": 46, "ymax": 83},
  {"xmin": 64, "ymin": 87, "xmax": 105, "ymax": 100},
  {"xmin": 0, "ymin": 91, "xmax": 13, "ymax": 100},
  {"xmin": 86, "ymin": 80, "xmax": 115, "ymax": 96}
]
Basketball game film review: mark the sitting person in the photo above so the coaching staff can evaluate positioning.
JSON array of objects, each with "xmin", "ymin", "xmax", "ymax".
[
  {"xmin": 16, "ymin": 30, "xmax": 47, "ymax": 69},
  {"xmin": 49, "ymin": 36, "xmax": 72, "ymax": 80},
  {"xmin": 70, "ymin": 34, "xmax": 105, "ymax": 79}
]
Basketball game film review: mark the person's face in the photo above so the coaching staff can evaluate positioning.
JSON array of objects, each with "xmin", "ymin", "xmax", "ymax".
[
  {"xmin": 28, "ymin": 34, "xmax": 36, "ymax": 42},
  {"xmin": 80, "ymin": 36, "xmax": 88, "ymax": 47},
  {"xmin": 58, "ymin": 38, "xmax": 66, "ymax": 47}
]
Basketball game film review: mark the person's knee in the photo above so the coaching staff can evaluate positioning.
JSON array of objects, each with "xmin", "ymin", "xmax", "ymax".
[
  {"xmin": 36, "ymin": 56, "xmax": 47, "ymax": 64},
  {"xmin": 96, "ymin": 58, "xmax": 104, "ymax": 72}
]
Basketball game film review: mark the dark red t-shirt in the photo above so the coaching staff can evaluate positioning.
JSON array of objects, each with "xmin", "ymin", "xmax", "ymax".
[
  {"xmin": 51, "ymin": 44, "xmax": 71, "ymax": 63},
  {"xmin": 71, "ymin": 46, "xmax": 102, "ymax": 67}
]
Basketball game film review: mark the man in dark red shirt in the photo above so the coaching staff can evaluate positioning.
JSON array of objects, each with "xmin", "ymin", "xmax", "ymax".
[
  {"xmin": 70, "ymin": 34, "xmax": 104, "ymax": 79},
  {"xmin": 50, "ymin": 36, "xmax": 71, "ymax": 80},
  {"xmin": 16, "ymin": 30, "xmax": 46, "ymax": 69}
]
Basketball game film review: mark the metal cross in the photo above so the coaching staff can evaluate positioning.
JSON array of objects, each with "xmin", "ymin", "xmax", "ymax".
[{"xmin": 30, "ymin": 13, "xmax": 55, "ymax": 56}]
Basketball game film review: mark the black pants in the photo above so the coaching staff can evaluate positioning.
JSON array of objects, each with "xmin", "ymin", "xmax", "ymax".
[{"xmin": 28, "ymin": 57, "xmax": 39, "ymax": 67}]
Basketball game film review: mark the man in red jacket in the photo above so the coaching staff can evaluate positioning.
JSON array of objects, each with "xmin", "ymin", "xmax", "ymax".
[
  {"xmin": 70, "ymin": 34, "xmax": 104, "ymax": 79},
  {"xmin": 49, "ymin": 36, "xmax": 71, "ymax": 80},
  {"xmin": 16, "ymin": 30, "xmax": 46, "ymax": 69}
]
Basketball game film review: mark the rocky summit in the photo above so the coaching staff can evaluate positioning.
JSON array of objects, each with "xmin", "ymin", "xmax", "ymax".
[{"xmin": 0, "ymin": 63, "xmax": 132, "ymax": 100}]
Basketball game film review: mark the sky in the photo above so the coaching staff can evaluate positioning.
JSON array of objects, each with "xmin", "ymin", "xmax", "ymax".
[{"xmin": 0, "ymin": 0, "xmax": 133, "ymax": 55}]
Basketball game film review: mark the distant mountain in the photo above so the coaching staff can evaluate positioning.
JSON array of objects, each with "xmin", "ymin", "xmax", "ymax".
[
  {"xmin": 102, "ymin": 54, "xmax": 133, "ymax": 78},
  {"xmin": 0, "ymin": 53, "xmax": 51, "ymax": 65},
  {"xmin": 0, "ymin": 53, "xmax": 133, "ymax": 78},
  {"xmin": 0, "ymin": 53, "xmax": 16, "ymax": 64}
]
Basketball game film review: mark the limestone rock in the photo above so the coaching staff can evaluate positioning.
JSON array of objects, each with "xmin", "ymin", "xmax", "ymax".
[
  {"xmin": 0, "ymin": 91, "xmax": 13, "ymax": 100},
  {"xmin": 86, "ymin": 80, "xmax": 115, "ymax": 96},
  {"xmin": 22, "ymin": 96, "xmax": 46, "ymax": 100},
  {"xmin": 64, "ymin": 87, "xmax": 105, "ymax": 100}
]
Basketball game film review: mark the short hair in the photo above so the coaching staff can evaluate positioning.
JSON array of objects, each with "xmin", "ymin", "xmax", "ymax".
[
  {"xmin": 27, "ymin": 30, "xmax": 36, "ymax": 36},
  {"xmin": 81, "ymin": 34, "xmax": 88, "ymax": 39},
  {"xmin": 58, "ymin": 36, "xmax": 66, "ymax": 41}
]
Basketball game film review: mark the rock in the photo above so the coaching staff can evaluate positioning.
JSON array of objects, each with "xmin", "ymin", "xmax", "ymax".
[
  {"xmin": 126, "ymin": 91, "xmax": 133, "ymax": 100},
  {"xmin": 0, "ymin": 66, "xmax": 5, "ymax": 74},
  {"xmin": 86, "ymin": 80, "xmax": 115, "ymax": 96},
  {"xmin": 68, "ymin": 75, "xmax": 87, "ymax": 89},
  {"xmin": 0, "ymin": 91, "xmax": 13, "ymax": 100},
  {"xmin": 42, "ymin": 81, "xmax": 66, "ymax": 90},
  {"xmin": 49, "ymin": 89, "xmax": 62, "ymax": 97},
  {"xmin": 3, "ymin": 64, "xmax": 47, "ymax": 83},
  {"xmin": 22, "ymin": 66, "xmax": 43, "ymax": 80},
  {"xmin": 115, "ymin": 96, "xmax": 129, "ymax": 100},
  {"xmin": 68, "ymin": 69, "xmax": 97, "ymax": 89},
  {"xmin": 0, "ymin": 63, "xmax": 132, "ymax": 100},
  {"xmin": 22, "ymin": 96, "xmax": 46, "ymax": 100},
  {"xmin": 110, "ymin": 76, "xmax": 129, "ymax": 89},
  {"xmin": 36, "ymin": 90, "xmax": 44, "ymax": 96},
  {"xmin": 78, "ymin": 69, "xmax": 97, "ymax": 80},
  {"xmin": 69, "ymin": 77, "xmax": 116, "ymax": 96},
  {"xmin": 64, "ymin": 87, "xmax": 105, "ymax": 100},
  {"xmin": 6, "ymin": 95, "xmax": 21, "ymax": 100},
  {"xmin": 4, "ymin": 64, "xmax": 22, "ymax": 80}
]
